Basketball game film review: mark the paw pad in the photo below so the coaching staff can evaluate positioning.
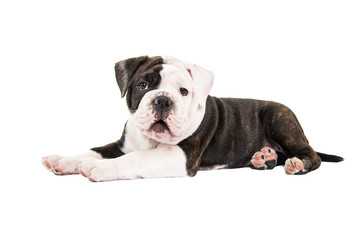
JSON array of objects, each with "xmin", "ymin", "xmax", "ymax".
[
  {"xmin": 250, "ymin": 147, "xmax": 278, "ymax": 170},
  {"xmin": 87, "ymin": 172, "xmax": 97, "ymax": 182},
  {"xmin": 285, "ymin": 158, "xmax": 305, "ymax": 175},
  {"xmin": 42, "ymin": 157, "xmax": 52, "ymax": 170}
]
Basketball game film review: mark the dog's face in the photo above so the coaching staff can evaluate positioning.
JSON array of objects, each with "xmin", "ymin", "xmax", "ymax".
[{"xmin": 115, "ymin": 56, "xmax": 214, "ymax": 144}]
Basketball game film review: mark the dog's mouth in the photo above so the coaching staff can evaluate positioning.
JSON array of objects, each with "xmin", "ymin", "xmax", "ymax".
[{"xmin": 150, "ymin": 120, "xmax": 171, "ymax": 134}]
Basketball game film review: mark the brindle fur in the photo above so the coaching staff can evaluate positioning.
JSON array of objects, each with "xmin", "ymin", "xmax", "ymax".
[{"xmin": 179, "ymin": 97, "xmax": 321, "ymax": 176}]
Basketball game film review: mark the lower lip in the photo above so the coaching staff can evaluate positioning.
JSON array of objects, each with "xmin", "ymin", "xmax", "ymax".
[{"xmin": 150, "ymin": 121, "xmax": 170, "ymax": 134}]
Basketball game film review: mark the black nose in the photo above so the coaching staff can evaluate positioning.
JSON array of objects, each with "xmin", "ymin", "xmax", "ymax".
[{"xmin": 152, "ymin": 96, "xmax": 172, "ymax": 112}]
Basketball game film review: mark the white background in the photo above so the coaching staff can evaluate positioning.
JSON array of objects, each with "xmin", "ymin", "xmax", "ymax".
[{"xmin": 1, "ymin": 0, "xmax": 359, "ymax": 239}]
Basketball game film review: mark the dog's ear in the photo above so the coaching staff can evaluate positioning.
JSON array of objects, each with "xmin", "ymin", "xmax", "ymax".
[
  {"xmin": 186, "ymin": 63, "xmax": 214, "ymax": 107},
  {"xmin": 114, "ymin": 56, "xmax": 150, "ymax": 98}
]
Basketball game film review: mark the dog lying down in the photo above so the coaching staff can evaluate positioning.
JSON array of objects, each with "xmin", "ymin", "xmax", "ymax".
[{"xmin": 42, "ymin": 56, "xmax": 343, "ymax": 182}]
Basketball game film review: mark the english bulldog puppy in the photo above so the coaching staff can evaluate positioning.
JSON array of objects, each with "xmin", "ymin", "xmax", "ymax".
[{"xmin": 42, "ymin": 56, "xmax": 343, "ymax": 181}]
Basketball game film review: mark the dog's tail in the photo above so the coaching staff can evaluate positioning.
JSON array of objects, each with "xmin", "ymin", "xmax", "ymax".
[{"xmin": 317, "ymin": 152, "xmax": 344, "ymax": 162}]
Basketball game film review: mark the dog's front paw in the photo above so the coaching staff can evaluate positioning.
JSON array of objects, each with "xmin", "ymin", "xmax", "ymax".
[
  {"xmin": 78, "ymin": 159, "xmax": 117, "ymax": 182},
  {"xmin": 42, "ymin": 155, "xmax": 79, "ymax": 175}
]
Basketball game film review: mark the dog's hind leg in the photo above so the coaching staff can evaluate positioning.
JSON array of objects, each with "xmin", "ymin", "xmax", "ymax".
[{"xmin": 263, "ymin": 104, "xmax": 321, "ymax": 175}]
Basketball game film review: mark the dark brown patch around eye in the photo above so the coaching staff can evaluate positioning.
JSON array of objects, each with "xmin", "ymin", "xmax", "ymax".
[
  {"xmin": 145, "ymin": 73, "xmax": 155, "ymax": 82},
  {"xmin": 137, "ymin": 82, "xmax": 148, "ymax": 91}
]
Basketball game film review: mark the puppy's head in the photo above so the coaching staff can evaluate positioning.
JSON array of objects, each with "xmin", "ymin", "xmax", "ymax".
[{"xmin": 115, "ymin": 56, "xmax": 214, "ymax": 144}]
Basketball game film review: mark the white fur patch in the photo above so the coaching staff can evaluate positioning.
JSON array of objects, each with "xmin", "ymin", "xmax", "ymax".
[
  {"xmin": 199, "ymin": 164, "xmax": 228, "ymax": 171},
  {"xmin": 121, "ymin": 115, "xmax": 158, "ymax": 153},
  {"xmin": 162, "ymin": 56, "xmax": 214, "ymax": 107},
  {"xmin": 79, "ymin": 144, "xmax": 188, "ymax": 181}
]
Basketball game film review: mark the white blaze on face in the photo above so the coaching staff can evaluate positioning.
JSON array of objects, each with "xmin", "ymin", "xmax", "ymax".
[
  {"xmin": 133, "ymin": 57, "xmax": 214, "ymax": 145},
  {"xmin": 134, "ymin": 64, "xmax": 195, "ymax": 144}
]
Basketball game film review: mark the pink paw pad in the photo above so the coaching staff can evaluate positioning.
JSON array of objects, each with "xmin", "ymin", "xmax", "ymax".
[
  {"xmin": 42, "ymin": 157, "xmax": 52, "ymax": 169},
  {"xmin": 261, "ymin": 147, "xmax": 277, "ymax": 161},
  {"xmin": 53, "ymin": 162, "xmax": 70, "ymax": 175},
  {"xmin": 87, "ymin": 172, "xmax": 97, "ymax": 182},
  {"xmin": 285, "ymin": 158, "xmax": 304, "ymax": 175},
  {"xmin": 80, "ymin": 169, "xmax": 87, "ymax": 177},
  {"xmin": 251, "ymin": 152, "xmax": 266, "ymax": 168},
  {"xmin": 250, "ymin": 147, "xmax": 278, "ymax": 169}
]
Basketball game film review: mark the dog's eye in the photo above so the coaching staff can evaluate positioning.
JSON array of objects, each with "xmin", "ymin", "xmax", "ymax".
[
  {"xmin": 137, "ymin": 82, "xmax": 148, "ymax": 91},
  {"xmin": 179, "ymin": 87, "xmax": 188, "ymax": 96}
]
